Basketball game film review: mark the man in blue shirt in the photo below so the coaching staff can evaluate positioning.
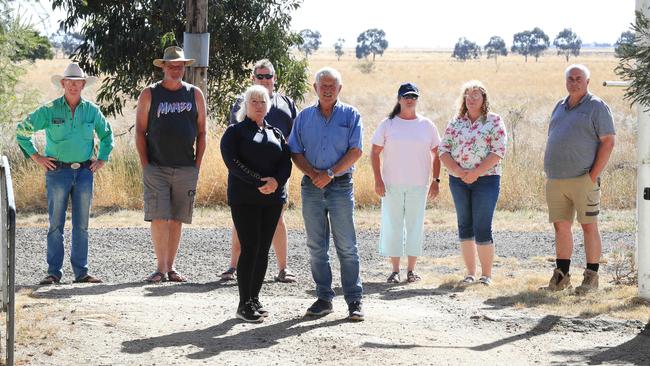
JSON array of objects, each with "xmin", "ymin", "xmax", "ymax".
[{"xmin": 288, "ymin": 67, "xmax": 364, "ymax": 321}]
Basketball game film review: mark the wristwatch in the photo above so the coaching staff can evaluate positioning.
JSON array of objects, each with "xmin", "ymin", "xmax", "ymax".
[
  {"xmin": 433, "ymin": 177, "xmax": 440, "ymax": 183},
  {"xmin": 327, "ymin": 168, "xmax": 335, "ymax": 178}
]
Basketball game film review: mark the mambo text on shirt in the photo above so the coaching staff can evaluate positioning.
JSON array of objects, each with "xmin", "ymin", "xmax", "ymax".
[{"xmin": 157, "ymin": 102, "xmax": 193, "ymax": 118}]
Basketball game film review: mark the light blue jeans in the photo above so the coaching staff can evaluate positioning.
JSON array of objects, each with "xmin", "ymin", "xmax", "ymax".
[
  {"xmin": 379, "ymin": 185, "xmax": 427, "ymax": 257},
  {"xmin": 301, "ymin": 175, "xmax": 363, "ymax": 304},
  {"xmin": 45, "ymin": 167, "xmax": 93, "ymax": 280}
]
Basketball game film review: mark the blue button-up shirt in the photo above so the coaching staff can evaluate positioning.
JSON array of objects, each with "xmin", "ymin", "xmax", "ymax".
[{"xmin": 288, "ymin": 100, "xmax": 363, "ymax": 174}]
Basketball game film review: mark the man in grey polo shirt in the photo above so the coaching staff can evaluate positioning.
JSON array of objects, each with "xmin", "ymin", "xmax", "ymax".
[{"xmin": 543, "ymin": 64, "xmax": 615, "ymax": 293}]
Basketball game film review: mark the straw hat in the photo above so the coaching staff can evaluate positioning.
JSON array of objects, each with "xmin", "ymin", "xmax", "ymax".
[
  {"xmin": 50, "ymin": 63, "xmax": 97, "ymax": 88},
  {"xmin": 153, "ymin": 46, "xmax": 195, "ymax": 68}
]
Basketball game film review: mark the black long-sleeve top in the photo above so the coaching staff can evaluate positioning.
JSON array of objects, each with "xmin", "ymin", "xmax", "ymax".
[{"xmin": 220, "ymin": 117, "xmax": 292, "ymax": 206}]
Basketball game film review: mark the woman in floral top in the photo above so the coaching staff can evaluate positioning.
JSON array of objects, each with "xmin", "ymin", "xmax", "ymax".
[{"xmin": 439, "ymin": 80, "xmax": 507, "ymax": 286}]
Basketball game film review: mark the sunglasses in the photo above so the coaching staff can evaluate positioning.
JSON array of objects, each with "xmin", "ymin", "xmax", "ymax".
[
  {"xmin": 255, "ymin": 74, "xmax": 274, "ymax": 80},
  {"xmin": 402, "ymin": 95, "xmax": 419, "ymax": 100}
]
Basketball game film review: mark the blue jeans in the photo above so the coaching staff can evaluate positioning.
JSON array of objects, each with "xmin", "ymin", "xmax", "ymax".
[
  {"xmin": 45, "ymin": 167, "xmax": 93, "ymax": 280},
  {"xmin": 448, "ymin": 175, "xmax": 500, "ymax": 245},
  {"xmin": 301, "ymin": 175, "xmax": 363, "ymax": 304}
]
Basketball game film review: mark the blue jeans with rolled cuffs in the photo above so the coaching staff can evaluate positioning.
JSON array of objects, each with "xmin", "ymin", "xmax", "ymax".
[
  {"xmin": 448, "ymin": 175, "xmax": 501, "ymax": 245},
  {"xmin": 45, "ymin": 167, "xmax": 94, "ymax": 280},
  {"xmin": 301, "ymin": 175, "xmax": 363, "ymax": 304}
]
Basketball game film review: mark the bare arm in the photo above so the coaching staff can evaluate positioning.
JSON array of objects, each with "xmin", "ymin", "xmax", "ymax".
[
  {"xmin": 135, "ymin": 88, "xmax": 151, "ymax": 167},
  {"xmin": 194, "ymin": 88, "xmax": 207, "ymax": 170},
  {"xmin": 370, "ymin": 144, "xmax": 385, "ymax": 197},
  {"xmin": 589, "ymin": 134, "xmax": 615, "ymax": 182},
  {"xmin": 429, "ymin": 147, "xmax": 441, "ymax": 199},
  {"xmin": 311, "ymin": 148, "xmax": 363, "ymax": 189},
  {"xmin": 439, "ymin": 152, "xmax": 465, "ymax": 177},
  {"xmin": 291, "ymin": 153, "xmax": 319, "ymax": 180}
]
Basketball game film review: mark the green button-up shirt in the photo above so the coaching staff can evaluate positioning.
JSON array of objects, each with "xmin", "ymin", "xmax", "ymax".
[{"xmin": 16, "ymin": 96, "xmax": 114, "ymax": 162}]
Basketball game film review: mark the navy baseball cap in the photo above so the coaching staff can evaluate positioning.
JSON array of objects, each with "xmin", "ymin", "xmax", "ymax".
[{"xmin": 398, "ymin": 82, "xmax": 419, "ymax": 97}]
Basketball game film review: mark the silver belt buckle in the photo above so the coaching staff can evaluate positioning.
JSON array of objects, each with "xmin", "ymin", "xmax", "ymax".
[{"xmin": 70, "ymin": 162, "xmax": 81, "ymax": 169}]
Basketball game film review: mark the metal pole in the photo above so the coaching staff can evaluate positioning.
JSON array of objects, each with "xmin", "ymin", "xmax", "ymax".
[
  {"xmin": 0, "ymin": 156, "xmax": 15, "ymax": 366},
  {"xmin": 636, "ymin": 0, "xmax": 650, "ymax": 299},
  {"xmin": 185, "ymin": 0, "xmax": 209, "ymax": 99}
]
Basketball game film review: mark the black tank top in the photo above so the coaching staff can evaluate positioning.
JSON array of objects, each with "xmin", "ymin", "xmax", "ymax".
[{"xmin": 146, "ymin": 81, "xmax": 198, "ymax": 167}]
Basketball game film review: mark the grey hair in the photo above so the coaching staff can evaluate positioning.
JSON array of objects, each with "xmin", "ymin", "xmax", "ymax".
[
  {"xmin": 236, "ymin": 85, "xmax": 272, "ymax": 122},
  {"xmin": 253, "ymin": 59, "xmax": 275, "ymax": 75},
  {"xmin": 314, "ymin": 67, "xmax": 342, "ymax": 85},
  {"xmin": 564, "ymin": 64, "xmax": 591, "ymax": 79}
]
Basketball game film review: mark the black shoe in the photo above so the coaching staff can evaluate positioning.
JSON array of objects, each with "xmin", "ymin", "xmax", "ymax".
[
  {"xmin": 347, "ymin": 301, "xmax": 364, "ymax": 322},
  {"xmin": 236, "ymin": 301, "xmax": 264, "ymax": 323},
  {"xmin": 251, "ymin": 298, "xmax": 269, "ymax": 317},
  {"xmin": 305, "ymin": 298, "xmax": 333, "ymax": 316}
]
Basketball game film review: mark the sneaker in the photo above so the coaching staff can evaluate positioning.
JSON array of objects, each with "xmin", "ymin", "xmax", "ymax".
[
  {"xmin": 305, "ymin": 299, "xmax": 333, "ymax": 316},
  {"xmin": 547, "ymin": 268, "xmax": 572, "ymax": 291},
  {"xmin": 575, "ymin": 269, "xmax": 599, "ymax": 294},
  {"xmin": 236, "ymin": 301, "xmax": 264, "ymax": 323},
  {"xmin": 220, "ymin": 267, "xmax": 236, "ymax": 281},
  {"xmin": 347, "ymin": 301, "xmax": 364, "ymax": 322},
  {"xmin": 274, "ymin": 268, "xmax": 296, "ymax": 283},
  {"xmin": 478, "ymin": 276, "xmax": 492, "ymax": 286},
  {"xmin": 251, "ymin": 298, "xmax": 269, "ymax": 317}
]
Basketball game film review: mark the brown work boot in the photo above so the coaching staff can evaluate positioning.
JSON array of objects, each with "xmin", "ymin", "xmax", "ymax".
[
  {"xmin": 547, "ymin": 268, "xmax": 572, "ymax": 291},
  {"xmin": 575, "ymin": 269, "xmax": 599, "ymax": 294}
]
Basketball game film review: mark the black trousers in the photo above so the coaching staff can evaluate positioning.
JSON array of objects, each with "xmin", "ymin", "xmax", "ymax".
[{"xmin": 231, "ymin": 204, "xmax": 283, "ymax": 306}]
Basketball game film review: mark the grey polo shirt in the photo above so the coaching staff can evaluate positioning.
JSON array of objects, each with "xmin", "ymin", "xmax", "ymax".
[{"xmin": 543, "ymin": 93, "xmax": 615, "ymax": 179}]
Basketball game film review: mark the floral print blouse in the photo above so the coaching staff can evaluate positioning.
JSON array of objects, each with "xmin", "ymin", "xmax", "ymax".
[{"xmin": 439, "ymin": 112, "xmax": 507, "ymax": 177}]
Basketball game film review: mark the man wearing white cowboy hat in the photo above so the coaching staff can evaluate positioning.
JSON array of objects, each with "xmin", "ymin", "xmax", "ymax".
[
  {"xmin": 16, "ymin": 62, "xmax": 114, "ymax": 285},
  {"xmin": 135, "ymin": 46, "xmax": 207, "ymax": 283}
]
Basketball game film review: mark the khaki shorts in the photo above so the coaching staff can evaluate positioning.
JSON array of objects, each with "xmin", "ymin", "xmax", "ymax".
[
  {"xmin": 143, "ymin": 164, "xmax": 199, "ymax": 224},
  {"xmin": 546, "ymin": 173, "xmax": 600, "ymax": 224}
]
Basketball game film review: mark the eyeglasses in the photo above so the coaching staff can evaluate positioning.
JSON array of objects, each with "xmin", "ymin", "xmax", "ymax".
[
  {"xmin": 402, "ymin": 95, "xmax": 418, "ymax": 100},
  {"xmin": 464, "ymin": 92, "xmax": 483, "ymax": 101},
  {"xmin": 255, "ymin": 74, "xmax": 274, "ymax": 80}
]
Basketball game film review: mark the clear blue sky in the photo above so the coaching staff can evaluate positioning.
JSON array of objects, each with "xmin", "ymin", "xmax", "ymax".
[
  {"xmin": 291, "ymin": 0, "xmax": 636, "ymax": 48},
  {"xmin": 19, "ymin": 0, "xmax": 636, "ymax": 49}
]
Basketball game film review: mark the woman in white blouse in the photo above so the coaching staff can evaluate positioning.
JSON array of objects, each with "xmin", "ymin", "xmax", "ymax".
[{"xmin": 371, "ymin": 82, "xmax": 441, "ymax": 283}]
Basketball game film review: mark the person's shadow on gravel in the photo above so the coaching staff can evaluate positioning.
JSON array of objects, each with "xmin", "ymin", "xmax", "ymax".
[
  {"xmin": 121, "ymin": 316, "xmax": 347, "ymax": 359},
  {"xmin": 24, "ymin": 282, "xmax": 147, "ymax": 299},
  {"xmin": 142, "ymin": 281, "xmax": 236, "ymax": 297}
]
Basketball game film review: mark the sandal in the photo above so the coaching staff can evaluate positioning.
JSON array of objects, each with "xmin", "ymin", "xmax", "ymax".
[
  {"xmin": 39, "ymin": 274, "xmax": 61, "ymax": 285},
  {"xmin": 220, "ymin": 267, "xmax": 236, "ymax": 281},
  {"xmin": 460, "ymin": 275, "xmax": 476, "ymax": 285},
  {"xmin": 167, "ymin": 270, "xmax": 187, "ymax": 282},
  {"xmin": 275, "ymin": 268, "xmax": 296, "ymax": 283},
  {"xmin": 406, "ymin": 271, "xmax": 421, "ymax": 283},
  {"xmin": 387, "ymin": 272, "xmax": 400, "ymax": 283},
  {"xmin": 478, "ymin": 276, "xmax": 492, "ymax": 286},
  {"xmin": 74, "ymin": 274, "xmax": 103, "ymax": 283},
  {"xmin": 145, "ymin": 271, "xmax": 165, "ymax": 283}
]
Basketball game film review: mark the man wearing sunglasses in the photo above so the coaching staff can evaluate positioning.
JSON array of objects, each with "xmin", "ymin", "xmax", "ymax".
[{"xmin": 220, "ymin": 59, "xmax": 298, "ymax": 284}]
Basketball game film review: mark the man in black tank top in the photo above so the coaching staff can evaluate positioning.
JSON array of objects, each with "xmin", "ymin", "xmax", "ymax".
[{"xmin": 135, "ymin": 46, "xmax": 207, "ymax": 283}]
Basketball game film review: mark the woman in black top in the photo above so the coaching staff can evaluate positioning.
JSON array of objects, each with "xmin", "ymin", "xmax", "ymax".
[{"xmin": 220, "ymin": 85, "xmax": 292, "ymax": 323}]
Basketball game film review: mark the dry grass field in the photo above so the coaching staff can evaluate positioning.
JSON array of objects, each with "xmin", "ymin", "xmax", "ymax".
[{"xmin": 4, "ymin": 49, "xmax": 636, "ymax": 213}]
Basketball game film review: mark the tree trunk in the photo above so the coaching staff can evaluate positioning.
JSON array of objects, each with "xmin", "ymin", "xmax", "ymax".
[{"xmin": 185, "ymin": 0, "xmax": 208, "ymax": 99}]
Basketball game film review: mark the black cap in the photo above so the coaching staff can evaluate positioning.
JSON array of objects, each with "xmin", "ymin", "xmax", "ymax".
[{"xmin": 398, "ymin": 82, "xmax": 419, "ymax": 97}]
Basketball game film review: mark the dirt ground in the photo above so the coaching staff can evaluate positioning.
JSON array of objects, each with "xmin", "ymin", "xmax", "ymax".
[{"xmin": 12, "ymin": 263, "xmax": 650, "ymax": 366}]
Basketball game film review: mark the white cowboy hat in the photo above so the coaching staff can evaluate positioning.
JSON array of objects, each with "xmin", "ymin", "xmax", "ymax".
[
  {"xmin": 50, "ymin": 63, "xmax": 97, "ymax": 88},
  {"xmin": 153, "ymin": 46, "xmax": 195, "ymax": 68}
]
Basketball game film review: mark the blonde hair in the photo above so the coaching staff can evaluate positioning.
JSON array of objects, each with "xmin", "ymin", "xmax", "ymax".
[
  {"xmin": 236, "ymin": 85, "xmax": 271, "ymax": 122},
  {"xmin": 456, "ymin": 80, "xmax": 490, "ymax": 119}
]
